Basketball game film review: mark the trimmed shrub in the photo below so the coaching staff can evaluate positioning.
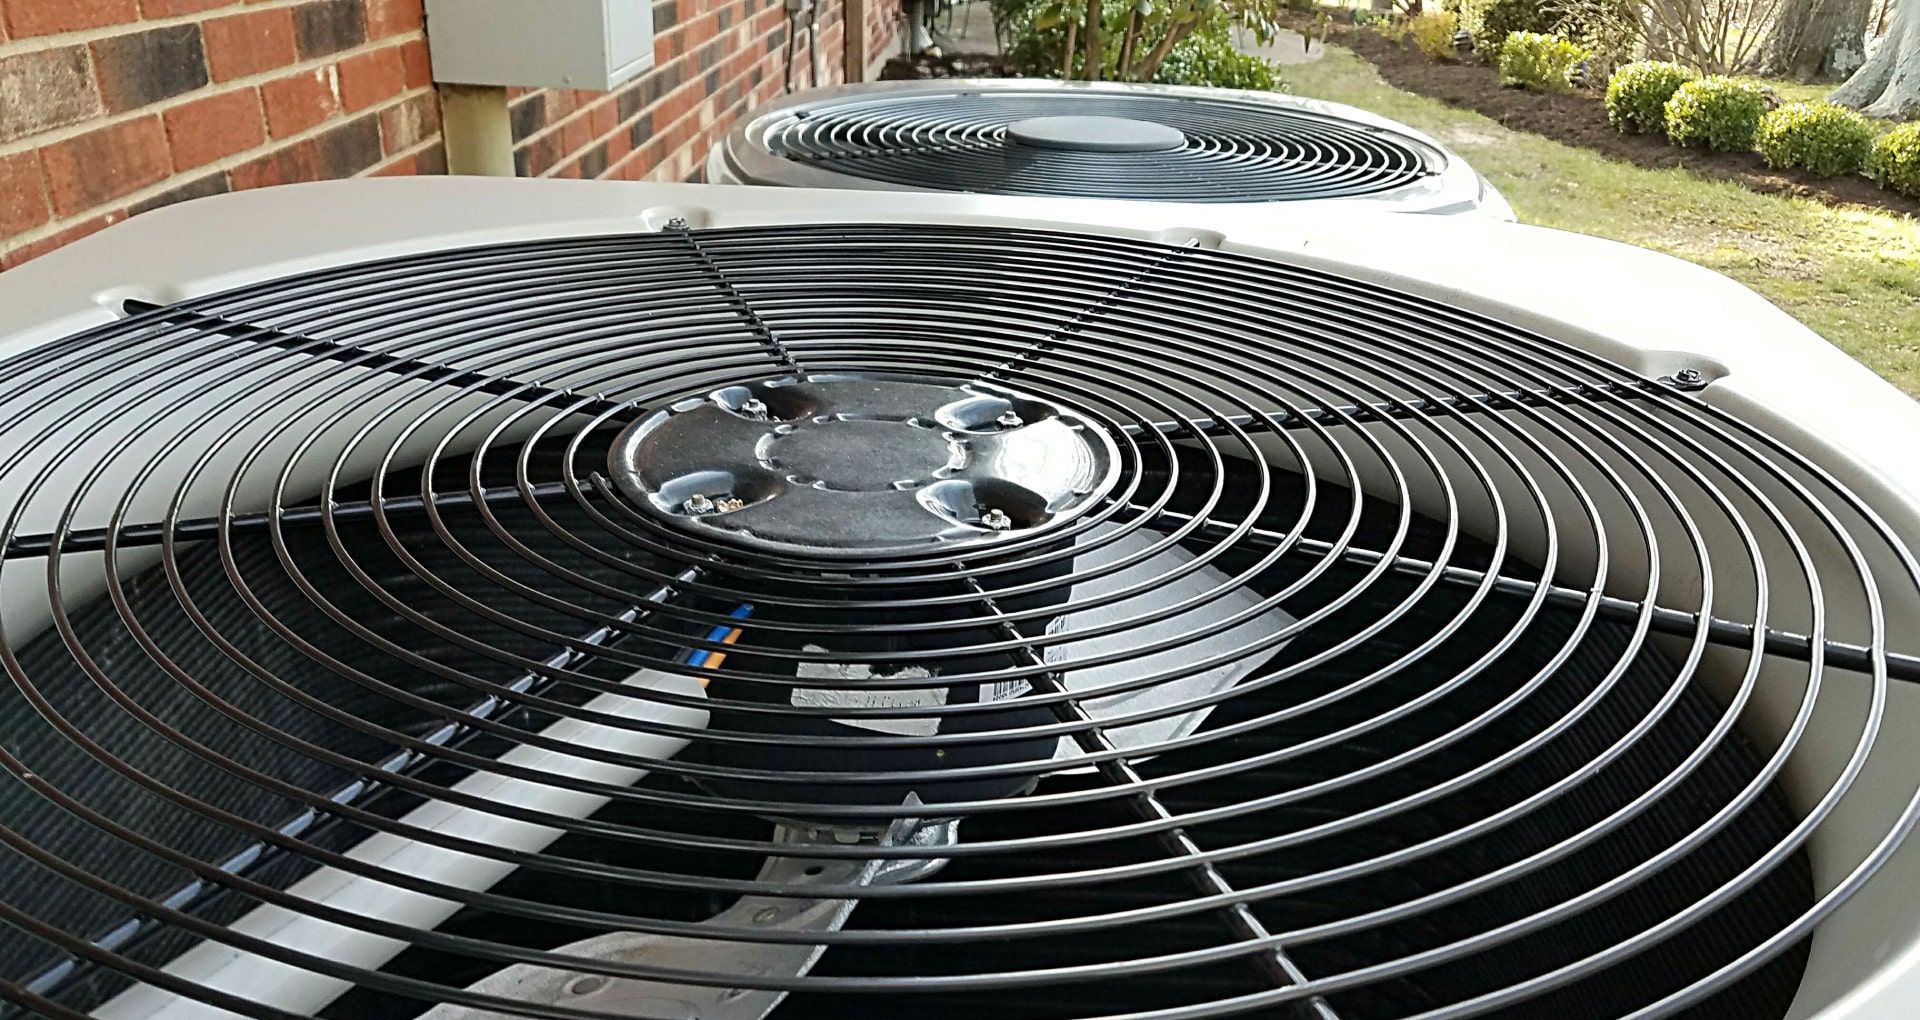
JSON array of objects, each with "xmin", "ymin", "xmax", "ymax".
[
  {"xmin": 1605, "ymin": 60, "xmax": 1695, "ymax": 134},
  {"xmin": 1755, "ymin": 101, "xmax": 1876, "ymax": 177},
  {"xmin": 1868, "ymin": 122, "xmax": 1920, "ymax": 199},
  {"xmin": 1410, "ymin": 11, "xmax": 1461, "ymax": 60},
  {"xmin": 995, "ymin": 0, "xmax": 1283, "ymax": 90},
  {"xmin": 1461, "ymin": 0, "xmax": 1555, "ymax": 57},
  {"xmin": 1663, "ymin": 76, "xmax": 1767, "ymax": 152},
  {"xmin": 1152, "ymin": 29, "xmax": 1285, "ymax": 91},
  {"xmin": 1497, "ymin": 31, "xmax": 1590, "ymax": 92}
]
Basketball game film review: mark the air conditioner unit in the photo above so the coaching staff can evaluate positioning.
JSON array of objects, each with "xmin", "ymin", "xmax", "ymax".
[
  {"xmin": 707, "ymin": 79, "xmax": 1515, "ymax": 219},
  {"xmin": 0, "ymin": 179, "xmax": 1914, "ymax": 1020}
]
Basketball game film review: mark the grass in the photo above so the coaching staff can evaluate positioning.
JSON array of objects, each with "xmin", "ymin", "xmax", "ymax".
[{"xmin": 1281, "ymin": 45, "xmax": 1920, "ymax": 397}]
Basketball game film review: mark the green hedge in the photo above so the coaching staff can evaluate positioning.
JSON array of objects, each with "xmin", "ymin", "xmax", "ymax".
[
  {"xmin": 1755, "ymin": 101, "xmax": 1876, "ymax": 177},
  {"xmin": 1664, "ymin": 76, "xmax": 1767, "ymax": 152},
  {"xmin": 1497, "ymin": 31, "xmax": 1589, "ymax": 93},
  {"xmin": 1868, "ymin": 123, "xmax": 1920, "ymax": 199},
  {"xmin": 1605, "ymin": 61, "xmax": 1695, "ymax": 134}
]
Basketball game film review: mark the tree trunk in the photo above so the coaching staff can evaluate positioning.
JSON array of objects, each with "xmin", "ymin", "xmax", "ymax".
[
  {"xmin": 1766, "ymin": 0, "xmax": 1873, "ymax": 79},
  {"xmin": 1083, "ymin": 0, "xmax": 1103, "ymax": 80},
  {"xmin": 1832, "ymin": 0, "xmax": 1920, "ymax": 116}
]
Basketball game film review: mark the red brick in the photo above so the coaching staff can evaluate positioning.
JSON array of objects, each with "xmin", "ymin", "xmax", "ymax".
[
  {"xmin": 397, "ymin": 38, "xmax": 431, "ymax": 88},
  {"xmin": 39, "ymin": 115, "xmax": 171, "ymax": 217},
  {"xmin": 202, "ymin": 8, "xmax": 296, "ymax": 82},
  {"xmin": 590, "ymin": 101, "xmax": 616, "ymax": 140},
  {"xmin": 165, "ymin": 87, "xmax": 264, "ymax": 169},
  {"xmin": 369, "ymin": 151, "xmax": 414, "ymax": 176},
  {"xmin": 363, "ymin": 0, "xmax": 421, "ymax": 38},
  {"xmin": 141, "ymin": 0, "xmax": 241, "ymax": 15},
  {"xmin": 0, "ymin": 150, "xmax": 50, "ymax": 236},
  {"xmin": 91, "ymin": 24, "xmax": 210, "ymax": 114},
  {"xmin": 561, "ymin": 115, "xmax": 592, "ymax": 158},
  {"xmin": 336, "ymin": 46, "xmax": 404, "ymax": 112},
  {"xmin": 377, "ymin": 90, "xmax": 437, "ymax": 152},
  {"xmin": 0, "ymin": 46, "xmax": 100, "ymax": 144},
  {"xmin": 414, "ymin": 140, "xmax": 444, "ymax": 174},
  {"xmin": 261, "ymin": 66, "xmax": 338, "ymax": 137},
  {"xmin": 606, "ymin": 125, "xmax": 633, "ymax": 167},
  {"xmin": 228, "ymin": 138, "xmax": 318, "ymax": 190},
  {"xmin": 2, "ymin": 0, "xmax": 138, "ymax": 37}
]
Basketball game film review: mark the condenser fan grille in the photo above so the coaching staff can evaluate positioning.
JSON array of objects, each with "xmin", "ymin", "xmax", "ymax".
[
  {"xmin": 757, "ymin": 90, "xmax": 1443, "ymax": 201},
  {"xmin": 1, "ymin": 223, "xmax": 1916, "ymax": 1020}
]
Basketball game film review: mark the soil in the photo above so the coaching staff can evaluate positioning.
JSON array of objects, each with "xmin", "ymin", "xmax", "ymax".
[
  {"xmin": 1282, "ymin": 16, "xmax": 1920, "ymax": 219},
  {"xmin": 880, "ymin": 52, "xmax": 1024, "ymax": 80}
]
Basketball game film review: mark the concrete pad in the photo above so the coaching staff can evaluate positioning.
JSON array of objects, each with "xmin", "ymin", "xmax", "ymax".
[{"xmin": 1237, "ymin": 27, "xmax": 1328, "ymax": 65}]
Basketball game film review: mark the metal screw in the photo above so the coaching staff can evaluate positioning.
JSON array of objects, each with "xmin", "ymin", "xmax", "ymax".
[
  {"xmin": 1672, "ymin": 368, "xmax": 1706, "ymax": 387},
  {"xmin": 567, "ymin": 976, "xmax": 607, "ymax": 997},
  {"xmin": 664, "ymin": 217, "xmax": 689, "ymax": 231},
  {"xmin": 715, "ymin": 496, "xmax": 746, "ymax": 513},
  {"xmin": 741, "ymin": 397, "xmax": 769, "ymax": 418},
  {"xmin": 996, "ymin": 410, "xmax": 1023, "ymax": 428},
  {"xmin": 982, "ymin": 508, "xmax": 1012, "ymax": 531},
  {"xmin": 684, "ymin": 494, "xmax": 715, "ymax": 514}
]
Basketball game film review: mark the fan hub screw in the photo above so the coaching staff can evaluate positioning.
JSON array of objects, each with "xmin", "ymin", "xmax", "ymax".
[
  {"xmin": 982, "ymin": 508, "xmax": 1012, "ymax": 531},
  {"xmin": 996, "ymin": 410, "xmax": 1023, "ymax": 428},
  {"xmin": 1673, "ymin": 368, "xmax": 1707, "ymax": 387},
  {"xmin": 684, "ymin": 494, "xmax": 716, "ymax": 514},
  {"xmin": 741, "ymin": 398, "xmax": 769, "ymax": 419}
]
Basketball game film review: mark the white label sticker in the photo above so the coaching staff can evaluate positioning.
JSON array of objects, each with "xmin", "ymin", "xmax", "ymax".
[{"xmin": 794, "ymin": 647, "xmax": 947, "ymax": 737}]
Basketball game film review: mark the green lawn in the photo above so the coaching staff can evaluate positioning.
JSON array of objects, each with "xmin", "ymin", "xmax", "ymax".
[{"xmin": 1282, "ymin": 46, "xmax": 1920, "ymax": 397}]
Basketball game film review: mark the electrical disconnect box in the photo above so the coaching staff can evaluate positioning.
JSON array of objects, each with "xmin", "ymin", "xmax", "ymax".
[{"xmin": 424, "ymin": 0, "xmax": 656, "ymax": 90}]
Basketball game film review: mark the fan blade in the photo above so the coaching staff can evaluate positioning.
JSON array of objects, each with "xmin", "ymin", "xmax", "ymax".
[
  {"xmin": 424, "ymin": 810, "xmax": 957, "ymax": 1020},
  {"xmin": 95, "ymin": 665, "xmax": 711, "ymax": 1020},
  {"xmin": 1047, "ymin": 524, "xmax": 1295, "ymax": 765}
]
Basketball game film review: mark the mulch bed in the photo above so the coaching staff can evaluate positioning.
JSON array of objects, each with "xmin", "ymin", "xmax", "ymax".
[
  {"xmin": 880, "ymin": 52, "xmax": 1024, "ymax": 80},
  {"xmin": 1287, "ymin": 16, "xmax": 1920, "ymax": 218}
]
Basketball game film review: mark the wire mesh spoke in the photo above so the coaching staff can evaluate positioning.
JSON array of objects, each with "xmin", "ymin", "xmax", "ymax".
[
  {"xmin": 985, "ymin": 240, "xmax": 1196, "ymax": 382},
  {"xmin": 962, "ymin": 577, "xmax": 1341, "ymax": 1020},
  {"xmin": 3, "ymin": 481, "xmax": 578, "ymax": 559},
  {"xmin": 120, "ymin": 299, "xmax": 632, "ymax": 419},
  {"xmin": 665, "ymin": 220, "xmax": 807, "ymax": 377}
]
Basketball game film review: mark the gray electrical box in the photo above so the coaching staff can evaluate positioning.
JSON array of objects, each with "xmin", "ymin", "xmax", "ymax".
[{"xmin": 424, "ymin": 0, "xmax": 656, "ymax": 90}]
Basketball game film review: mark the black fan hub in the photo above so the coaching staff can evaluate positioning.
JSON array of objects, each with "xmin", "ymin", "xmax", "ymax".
[
  {"xmin": 1005, "ymin": 115, "xmax": 1186, "ymax": 153},
  {"xmin": 607, "ymin": 375, "xmax": 1120, "ymax": 559}
]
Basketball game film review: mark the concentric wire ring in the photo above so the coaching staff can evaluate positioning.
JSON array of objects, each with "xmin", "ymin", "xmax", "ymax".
[
  {"xmin": 754, "ymin": 90, "xmax": 1443, "ymax": 201},
  {"xmin": 0, "ymin": 223, "xmax": 1915, "ymax": 1020}
]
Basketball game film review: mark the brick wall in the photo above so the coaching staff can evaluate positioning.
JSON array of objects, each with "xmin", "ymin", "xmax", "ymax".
[
  {"xmin": 1, "ymin": 0, "xmax": 440, "ymax": 269},
  {"xmin": 1, "ymin": 0, "xmax": 900, "ymax": 271},
  {"xmin": 508, "ymin": 0, "xmax": 901, "ymax": 183}
]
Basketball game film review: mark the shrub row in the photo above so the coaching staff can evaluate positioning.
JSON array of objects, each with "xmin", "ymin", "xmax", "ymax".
[
  {"xmin": 1596, "ymin": 60, "xmax": 1908, "ymax": 192},
  {"xmin": 1401, "ymin": 0, "xmax": 1913, "ymax": 197}
]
